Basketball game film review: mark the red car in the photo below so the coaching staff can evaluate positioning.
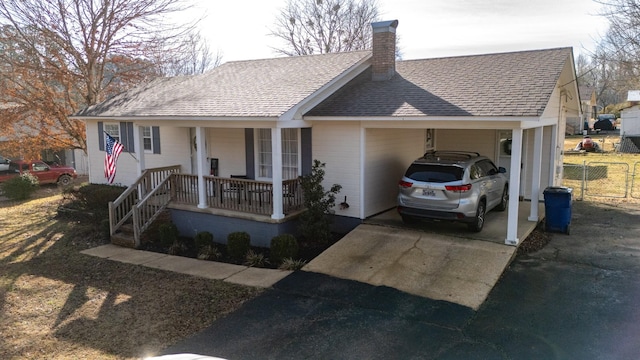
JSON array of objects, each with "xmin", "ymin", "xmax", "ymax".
[{"xmin": 0, "ymin": 160, "xmax": 77, "ymax": 186}]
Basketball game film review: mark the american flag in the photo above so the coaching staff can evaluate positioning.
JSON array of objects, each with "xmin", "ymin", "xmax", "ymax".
[{"xmin": 104, "ymin": 133, "xmax": 124, "ymax": 184}]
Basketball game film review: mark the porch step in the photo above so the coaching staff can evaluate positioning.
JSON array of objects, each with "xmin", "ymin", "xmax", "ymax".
[
  {"xmin": 119, "ymin": 223, "xmax": 134, "ymax": 235},
  {"xmin": 111, "ymin": 232, "xmax": 136, "ymax": 248}
]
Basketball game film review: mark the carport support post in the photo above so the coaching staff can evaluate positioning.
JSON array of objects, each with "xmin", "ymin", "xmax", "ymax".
[
  {"xmin": 528, "ymin": 127, "xmax": 543, "ymax": 222},
  {"xmin": 506, "ymin": 128, "xmax": 522, "ymax": 246}
]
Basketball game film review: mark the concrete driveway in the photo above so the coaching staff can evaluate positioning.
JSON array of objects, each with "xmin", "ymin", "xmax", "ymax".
[
  {"xmin": 304, "ymin": 203, "xmax": 542, "ymax": 309},
  {"xmin": 159, "ymin": 200, "xmax": 640, "ymax": 359}
]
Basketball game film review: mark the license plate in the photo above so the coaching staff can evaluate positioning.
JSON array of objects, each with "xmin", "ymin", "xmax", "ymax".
[{"xmin": 422, "ymin": 189, "xmax": 436, "ymax": 197}]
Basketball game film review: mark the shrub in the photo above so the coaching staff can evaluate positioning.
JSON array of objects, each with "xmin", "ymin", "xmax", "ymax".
[
  {"xmin": 299, "ymin": 160, "xmax": 341, "ymax": 245},
  {"xmin": 158, "ymin": 223, "xmax": 179, "ymax": 248},
  {"xmin": 244, "ymin": 250, "xmax": 269, "ymax": 267},
  {"xmin": 168, "ymin": 240, "xmax": 186, "ymax": 255},
  {"xmin": 1, "ymin": 173, "xmax": 39, "ymax": 200},
  {"xmin": 194, "ymin": 231, "xmax": 214, "ymax": 250},
  {"xmin": 270, "ymin": 234, "xmax": 299, "ymax": 264},
  {"xmin": 62, "ymin": 183, "xmax": 126, "ymax": 220},
  {"xmin": 197, "ymin": 245, "xmax": 221, "ymax": 260},
  {"xmin": 227, "ymin": 232, "xmax": 251, "ymax": 260},
  {"xmin": 279, "ymin": 257, "xmax": 307, "ymax": 271}
]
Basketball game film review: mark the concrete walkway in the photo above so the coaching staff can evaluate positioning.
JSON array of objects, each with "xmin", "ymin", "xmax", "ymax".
[
  {"xmin": 81, "ymin": 244, "xmax": 292, "ymax": 288},
  {"xmin": 82, "ymin": 202, "xmax": 541, "ymax": 310}
]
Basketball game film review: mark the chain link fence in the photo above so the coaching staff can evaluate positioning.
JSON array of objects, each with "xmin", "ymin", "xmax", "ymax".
[{"xmin": 562, "ymin": 161, "xmax": 638, "ymax": 200}]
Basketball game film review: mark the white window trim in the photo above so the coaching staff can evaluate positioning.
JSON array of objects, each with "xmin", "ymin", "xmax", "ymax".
[
  {"xmin": 141, "ymin": 126, "xmax": 154, "ymax": 154},
  {"xmin": 104, "ymin": 122, "xmax": 120, "ymax": 141},
  {"xmin": 254, "ymin": 128, "xmax": 301, "ymax": 181}
]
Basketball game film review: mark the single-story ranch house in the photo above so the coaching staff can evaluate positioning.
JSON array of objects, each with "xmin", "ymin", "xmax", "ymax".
[{"xmin": 72, "ymin": 20, "xmax": 580, "ymax": 248}]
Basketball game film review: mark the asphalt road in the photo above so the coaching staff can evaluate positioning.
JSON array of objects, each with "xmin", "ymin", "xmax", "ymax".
[{"xmin": 161, "ymin": 200, "xmax": 640, "ymax": 359}]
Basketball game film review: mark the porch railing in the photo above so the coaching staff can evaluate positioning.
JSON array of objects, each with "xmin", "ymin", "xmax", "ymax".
[
  {"xmin": 108, "ymin": 168, "xmax": 304, "ymax": 247},
  {"xmin": 171, "ymin": 174, "xmax": 304, "ymax": 215},
  {"xmin": 108, "ymin": 165, "xmax": 181, "ymax": 246}
]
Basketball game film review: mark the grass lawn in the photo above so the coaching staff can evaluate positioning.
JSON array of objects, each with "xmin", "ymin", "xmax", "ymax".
[{"xmin": 0, "ymin": 185, "xmax": 262, "ymax": 359}]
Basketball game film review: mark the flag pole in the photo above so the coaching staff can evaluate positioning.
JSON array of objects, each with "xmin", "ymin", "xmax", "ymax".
[{"xmin": 104, "ymin": 131, "xmax": 138, "ymax": 162}]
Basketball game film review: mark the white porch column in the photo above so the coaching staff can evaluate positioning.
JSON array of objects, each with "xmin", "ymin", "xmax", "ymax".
[
  {"xmin": 133, "ymin": 125, "xmax": 145, "ymax": 176},
  {"xmin": 528, "ymin": 126, "xmax": 543, "ymax": 222},
  {"xmin": 196, "ymin": 126, "xmax": 207, "ymax": 209},
  {"xmin": 271, "ymin": 128, "xmax": 285, "ymax": 219},
  {"xmin": 133, "ymin": 125, "xmax": 145, "ymax": 200},
  {"xmin": 506, "ymin": 128, "xmax": 523, "ymax": 246}
]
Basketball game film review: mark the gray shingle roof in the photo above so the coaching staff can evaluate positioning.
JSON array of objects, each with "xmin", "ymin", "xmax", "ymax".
[
  {"xmin": 307, "ymin": 48, "xmax": 573, "ymax": 117},
  {"xmin": 75, "ymin": 51, "xmax": 371, "ymax": 118}
]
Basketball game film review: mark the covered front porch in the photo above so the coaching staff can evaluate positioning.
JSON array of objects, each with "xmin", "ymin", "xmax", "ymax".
[{"xmin": 108, "ymin": 164, "xmax": 305, "ymax": 248}]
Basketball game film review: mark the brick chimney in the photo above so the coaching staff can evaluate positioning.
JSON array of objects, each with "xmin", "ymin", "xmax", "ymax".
[{"xmin": 371, "ymin": 20, "xmax": 398, "ymax": 81}]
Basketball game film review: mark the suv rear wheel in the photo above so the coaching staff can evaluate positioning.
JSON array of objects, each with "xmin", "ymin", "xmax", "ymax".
[{"xmin": 468, "ymin": 200, "xmax": 486, "ymax": 232}]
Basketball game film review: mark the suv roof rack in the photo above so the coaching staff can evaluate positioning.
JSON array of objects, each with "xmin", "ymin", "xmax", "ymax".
[{"xmin": 422, "ymin": 150, "xmax": 481, "ymax": 159}]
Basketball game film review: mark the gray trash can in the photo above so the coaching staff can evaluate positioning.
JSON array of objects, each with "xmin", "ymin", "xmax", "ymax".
[{"xmin": 543, "ymin": 186, "xmax": 572, "ymax": 234}]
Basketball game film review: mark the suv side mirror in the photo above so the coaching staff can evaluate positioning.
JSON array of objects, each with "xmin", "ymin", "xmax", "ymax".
[{"xmin": 498, "ymin": 167, "xmax": 507, "ymax": 174}]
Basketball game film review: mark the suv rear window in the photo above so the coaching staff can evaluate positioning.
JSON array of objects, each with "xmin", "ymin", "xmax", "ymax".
[{"xmin": 405, "ymin": 164, "xmax": 463, "ymax": 183}]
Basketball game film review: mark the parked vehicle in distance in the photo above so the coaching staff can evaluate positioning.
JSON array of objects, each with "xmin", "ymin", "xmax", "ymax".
[
  {"xmin": 0, "ymin": 160, "xmax": 77, "ymax": 186},
  {"xmin": 0, "ymin": 156, "xmax": 9, "ymax": 171},
  {"xmin": 397, "ymin": 151, "xmax": 508, "ymax": 232},
  {"xmin": 594, "ymin": 114, "xmax": 616, "ymax": 131}
]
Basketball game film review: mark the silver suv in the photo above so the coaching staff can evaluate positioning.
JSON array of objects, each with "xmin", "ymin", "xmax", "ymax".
[{"xmin": 397, "ymin": 151, "xmax": 508, "ymax": 232}]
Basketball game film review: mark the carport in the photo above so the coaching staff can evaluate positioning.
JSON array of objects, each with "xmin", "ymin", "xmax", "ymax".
[{"xmin": 304, "ymin": 202, "xmax": 544, "ymax": 310}]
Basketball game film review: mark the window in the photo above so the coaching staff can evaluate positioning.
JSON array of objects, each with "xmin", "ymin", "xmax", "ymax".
[
  {"xmin": 142, "ymin": 126, "xmax": 152, "ymax": 152},
  {"xmin": 98, "ymin": 122, "xmax": 161, "ymax": 154},
  {"xmin": 32, "ymin": 162, "xmax": 49, "ymax": 172},
  {"xmin": 257, "ymin": 129, "xmax": 272, "ymax": 178},
  {"xmin": 282, "ymin": 128, "xmax": 299, "ymax": 180},
  {"xmin": 256, "ymin": 128, "xmax": 300, "ymax": 180},
  {"xmin": 104, "ymin": 123, "xmax": 120, "ymax": 141}
]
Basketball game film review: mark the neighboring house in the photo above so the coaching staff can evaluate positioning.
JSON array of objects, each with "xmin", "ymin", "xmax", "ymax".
[
  {"xmin": 72, "ymin": 20, "xmax": 580, "ymax": 248},
  {"xmin": 574, "ymin": 86, "xmax": 596, "ymax": 134},
  {"xmin": 0, "ymin": 102, "xmax": 89, "ymax": 174},
  {"xmin": 618, "ymin": 90, "xmax": 640, "ymax": 153}
]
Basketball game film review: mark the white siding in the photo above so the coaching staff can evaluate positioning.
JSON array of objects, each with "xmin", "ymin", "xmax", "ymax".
[
  {"xmin": 436, "ymin": 129, "xmax": 497, "ymax": 162},
  {"xmin": 622, "ymin": 106, "xmax": 640, "ymax": 135},
  {"xmin": 313, "ymin": 122, "xmax": 361, "ymax": 218},
  {"xmin": 86, "ymin": 120, "xmax": 191, "ymax": 186},
  {"xmin": 364, "ymin": 128, "xmax": 424, "ymax": 217},
  {"xmin": 207, "ymin": 128, "xmax": 246, "ymax": 177}
]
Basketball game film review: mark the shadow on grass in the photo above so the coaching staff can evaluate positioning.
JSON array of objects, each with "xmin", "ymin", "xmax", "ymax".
[{"xmin": 0, "ymin": 200, "xmax": 261, "ymax": 359}]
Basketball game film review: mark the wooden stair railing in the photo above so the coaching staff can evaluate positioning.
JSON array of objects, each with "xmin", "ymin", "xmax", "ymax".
[{"xmin": 108, "ymin": 165, "xmax": 180, "ymax": 247}]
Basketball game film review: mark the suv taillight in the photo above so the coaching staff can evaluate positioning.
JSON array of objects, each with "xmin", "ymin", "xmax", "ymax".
[
  {"xmin": 399, "ymin": 180, "xmax": 413, "ymax": 188},
  {"xmin": 445, "ymin": 184, "xmax": 472, "ymax": 192}
]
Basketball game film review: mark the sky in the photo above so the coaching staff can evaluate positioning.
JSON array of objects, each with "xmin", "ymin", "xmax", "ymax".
[{"xmin": 184, "ymin": 0, "xmax": 610, "ymax": 63}]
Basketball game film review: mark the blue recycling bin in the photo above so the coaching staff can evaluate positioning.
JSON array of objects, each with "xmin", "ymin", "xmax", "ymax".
[{"xmin": 543, "ymin": 186, "xmax": 572, "ymax": 234}]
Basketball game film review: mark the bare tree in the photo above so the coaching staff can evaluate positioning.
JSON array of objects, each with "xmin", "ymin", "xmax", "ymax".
[
  {"xmin": 592, "ymin": 0, "xmax": 640, "ymax": 107},
  {"xmin": 157, "ymin": 32, "xmax": 223, "ymax": 76},
  {"xmin": 0, "ymin": 0, "xmax": 202, "ymax": 158},
  {"xmin": 270, "ymin": 0, "xmax": 380, "ymax": 56}
]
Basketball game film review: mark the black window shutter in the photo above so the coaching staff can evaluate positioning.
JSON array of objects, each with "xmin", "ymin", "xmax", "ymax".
[
  {"xmin": 245, "ymin": 128, "xmax": 255, "ymax": 179},
  {"xmin": 301, "ymin": 128, "xmax": 312, "ymax": 176},
  {"xmin": 98, "ymin": 122, "xmax": 105, "ymax": 151},
  {"xmin": 119, "ymin": 122, "xmax": 135, "ymax": 152},
  {"xmin": 152, "ymin": 126, "xmax": 161, "ymax": 154}
]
